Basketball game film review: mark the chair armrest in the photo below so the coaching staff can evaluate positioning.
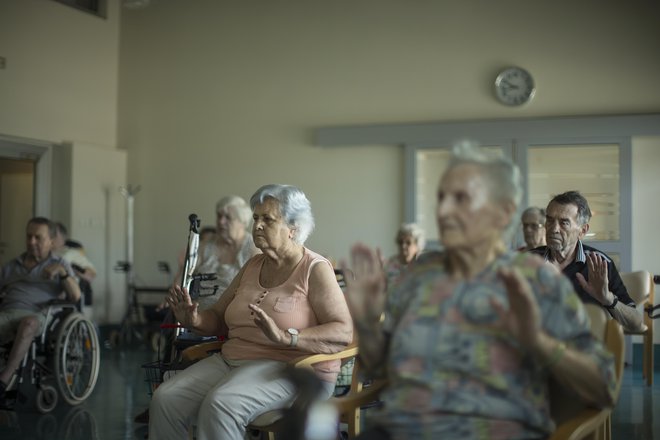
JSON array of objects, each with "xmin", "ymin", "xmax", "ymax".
[
  {"xmin": 181, "ymin": 340, "xmax": 225, "ymax": 362},
  {"xmin": 548, "ymin": 408, "xmax": 611, "ymax": 440},
  {"xmin": 291, "ymin": 342, "xmax": 359, "ymax": 370},
  {"xmin": 330, "ymin": 379, "xmax": 387, "ymax": 413}
]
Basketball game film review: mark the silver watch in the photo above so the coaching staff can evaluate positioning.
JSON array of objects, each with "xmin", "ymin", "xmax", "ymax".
[{"xmin": 287, "ymin": 328, "xmax": 299, "ymax": 347}]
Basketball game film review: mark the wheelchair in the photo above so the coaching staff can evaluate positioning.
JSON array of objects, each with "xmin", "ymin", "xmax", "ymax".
[{"xmin": 0, "ymin": 300, "xmax": 100, "ymax": 413}]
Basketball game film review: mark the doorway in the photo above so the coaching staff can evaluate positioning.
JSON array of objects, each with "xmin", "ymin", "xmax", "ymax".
[{"xmin": 0, "ymin": 158, "xmax": 35, "ymax": 265}]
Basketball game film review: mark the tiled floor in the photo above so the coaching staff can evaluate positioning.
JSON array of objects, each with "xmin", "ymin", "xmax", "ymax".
[
  {"xmin": 612, "ymin": 366, "xmax": 660, "ymax": 439},
  {"xmin": 0, "ymin": 341, "xmax": 658, "ymax": 440}
]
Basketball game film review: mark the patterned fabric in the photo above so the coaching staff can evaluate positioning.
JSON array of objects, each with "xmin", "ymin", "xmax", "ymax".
[
  {"xmin": 369, "ymin": 251, "xmax": 616, "ymax": 440},
  {"xmin": 383, "ymin": 255, "xmax": 409, "ymax": 288}
]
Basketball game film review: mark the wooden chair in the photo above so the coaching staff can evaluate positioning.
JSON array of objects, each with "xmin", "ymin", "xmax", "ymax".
[
  {"xmin": 181, "ymin": 340, "xmax": 360, "ymax": 440},
  {"xmin": 619, "ymin": 270, "xmax": 655, "ymax": 386},
  {"xmin": 548, "ymin": 304, "xmax": 625, "ymax": 440},
  {"xmin": 333, "ymin": 307, "xmax": 625, "ymax": 440}
]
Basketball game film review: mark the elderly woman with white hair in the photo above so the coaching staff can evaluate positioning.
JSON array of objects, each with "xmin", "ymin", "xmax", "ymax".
[
  {"xmin": 173, "ymin": 195, "xmax": 259, "ymax": 310},
  {"xmin": 150, "ymin": 184, "xmax": 353, "ymax": 440},
  {"xmin": 383, "ymin": 223, "xmax": 425, "ymax": 286},
  {"xmin": 344, "ymin": 144, "xmax": 616, "ymax": 440}
]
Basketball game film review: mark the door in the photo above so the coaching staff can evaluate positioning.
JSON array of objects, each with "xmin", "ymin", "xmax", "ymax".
[{"xmin": 0, "ymin": 158, "xmax": 35, "ymax": 265}]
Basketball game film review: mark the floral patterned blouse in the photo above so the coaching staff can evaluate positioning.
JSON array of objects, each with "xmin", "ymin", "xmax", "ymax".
[{"xmin": 367, "ymin": 251, "xmax": 616, "ymax": 440}]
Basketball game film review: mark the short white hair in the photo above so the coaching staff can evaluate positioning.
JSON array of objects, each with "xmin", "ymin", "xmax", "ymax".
[
  {"xmin": 396, "ymin": 223, "xmax": 426, "ymax": 250},
  {"xmin": 250, "ymin": 184, "xmax": 315, "ymax": 245},
  {"xmin": 216, "ymin": 195, "xmax": 252, "ymax": 228},
  {"xmin": 446, "ymin": 141, "xmax": 523, "ymax": 242}
]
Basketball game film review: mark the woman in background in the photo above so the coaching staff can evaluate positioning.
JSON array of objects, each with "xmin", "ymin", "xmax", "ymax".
[{"xmin": 382, "ymin": 223, "xmax": 425, "ymax": 286}]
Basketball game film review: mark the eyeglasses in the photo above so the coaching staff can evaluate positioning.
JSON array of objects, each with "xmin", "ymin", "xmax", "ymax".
[{"xmin": 522, "ymin": 223, "xmax": 544, "ymax": 231}]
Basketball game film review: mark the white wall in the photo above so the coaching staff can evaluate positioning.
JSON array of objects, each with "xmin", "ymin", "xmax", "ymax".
[
  {"xmin": 70, "ymin": 143, "xmax": 127, "ymax": 323},
  {"xmin": 631, "ymin": 137, "xmax": 660, "ymax": 343},
  {"xmin": 117, "ymin": 1, "xmax": 660, "ymax": 285}
]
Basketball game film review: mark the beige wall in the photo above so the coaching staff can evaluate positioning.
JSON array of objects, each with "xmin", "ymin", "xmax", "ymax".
[
  {"xmin": 118, "ymin": 0, "xmax": 660, "ymax": 284},
  {"xmin": 0, "ymin": 0, "xmax": 125, "ymax": 323},
  {"xmin": 0, "ymin": 1, "xmax": 659, "ymax": 325},
  {"xmin": 0, "ymin": 0, "xmax": 120, "ymax": 146}
]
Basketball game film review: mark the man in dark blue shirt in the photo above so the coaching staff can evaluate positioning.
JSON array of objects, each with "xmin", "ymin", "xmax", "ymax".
[{"xmin": 529, "ymin": 191, "xmax": 643, "ymax": 332}]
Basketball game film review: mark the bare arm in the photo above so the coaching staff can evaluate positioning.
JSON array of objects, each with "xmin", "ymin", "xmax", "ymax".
[
  {"xmin": 342, "ymin": 243, "xmax": 389, "ymax": 373},
  {"xmin": 532, "ymin": 332, "xmax": 614, "ymax": 406},
  {"xmin": 61, "ymin": 275, "xmax": 82, "ymax": 302},
  {"xmin": 168, "ymin": 263, "xmax": 247, "ymax": 337},
  {"xmin": 74, "ymin": 266, "xmax": 96, "ymax": 283},
  {"xmin": 250, "ymin": 262, "xmax": 353, "ymax": 353},
  {"xmin": 43, "ymin": 262, "xmax": 81, "ymax": 303}
]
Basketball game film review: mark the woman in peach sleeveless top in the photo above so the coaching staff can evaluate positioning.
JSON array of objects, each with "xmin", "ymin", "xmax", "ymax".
[{"xmin": 150, "ymin": 184, "xmax": 353, "ymax": 440}]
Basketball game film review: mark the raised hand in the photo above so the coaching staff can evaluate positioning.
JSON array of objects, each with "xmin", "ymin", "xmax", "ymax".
[
  {"xmin": 493, "ymin": 267, "xmax": 542, "ymax": 350},
  {"xmin": 341, "ymin": 243, "xmax": 386, "ymax": 324},
  {"xmin": 166, "ymin": 284, "xmax": 199, "ymax": 329},
  {"xmin": 249, "ymin": 304, "xmax": 286, "ymax": 344},
  {"xmin": 575, "ymin": 252, "xmax": 611, "ymax": 304},
  {"xmin": 43, "ymin": 263, "xmax": 67, "ymax": 280}
]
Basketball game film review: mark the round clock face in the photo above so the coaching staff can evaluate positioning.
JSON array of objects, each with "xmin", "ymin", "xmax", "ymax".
[{"xmin": 494, "ymin": 67, "xmax": 536, "ymax": 106}]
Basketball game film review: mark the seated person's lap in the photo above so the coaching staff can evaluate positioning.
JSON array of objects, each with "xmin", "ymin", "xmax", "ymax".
[{"xmin": 0, "ymin": 309, "xmax": 47, "ymax": 344}]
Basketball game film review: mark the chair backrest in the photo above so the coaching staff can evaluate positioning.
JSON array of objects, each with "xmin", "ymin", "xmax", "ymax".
[
  {"xmin": 550, "ymin": 303, "xmax": 625, "ymax": 432},
  {"xmin": 584, "ymin": 303, "xmax": 608, "ymax": 342},
  {"xmin": 619, "ymin": 270, "xmax": 651, "ymax": 304}
]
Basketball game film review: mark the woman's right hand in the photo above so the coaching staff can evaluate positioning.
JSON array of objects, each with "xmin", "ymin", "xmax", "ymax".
[
  {"xmin": 166, "ymin": 285, "xmax": 200, "ymax": 329},
  {"xmin": 342, "ymin": 243, "xmax": 386, "ymax": 324}
]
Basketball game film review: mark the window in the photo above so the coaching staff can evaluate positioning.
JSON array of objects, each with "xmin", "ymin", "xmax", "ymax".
[{"xmin": 407, "ymin": 138, "xmax": 630, "ymax": 268}]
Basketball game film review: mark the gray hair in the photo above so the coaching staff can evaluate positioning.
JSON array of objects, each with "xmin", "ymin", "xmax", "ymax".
[
  {"xmin": 446, "ymin": 141, "xmax": 523, "ymax": 241},
  {"xmin": 396, "ymin": 223, "xmax": 426, "ymax": 251},
  {"xmin": 250, "ymin": 184, "xmax": 315, "ymax": 245},
  {"xmin": 28, "ymin": 217, "xmax": 56, "ymax": 238},
  {"xmin": 549, "ymin": 190, "xmax": 592, "ymax": 226},
  {"xmin": 216, "ymin": 195, "xmax": 252, "ymax": 228},
  {"xmin": 521, "ymin": 206, "xmax": 546, "ymax": 225}
]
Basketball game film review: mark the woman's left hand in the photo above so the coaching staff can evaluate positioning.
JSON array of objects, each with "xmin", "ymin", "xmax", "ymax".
[
  {"xmin": 249, "ymin": 304, "xmax": 286, "ymax": 345},
  {"xmin": 493, "ymin": 267, "xmax": 542, "ymax": 350}
]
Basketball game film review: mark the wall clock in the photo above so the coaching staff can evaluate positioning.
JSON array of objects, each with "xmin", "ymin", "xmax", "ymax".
[{"xmin": 494, "ymin": 67, "xmax": 536, "ymax": 106}]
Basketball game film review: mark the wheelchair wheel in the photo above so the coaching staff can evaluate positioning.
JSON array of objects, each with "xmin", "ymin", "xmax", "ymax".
[
  {"xmin": 52, "ymin": 312, "xmax": 100, "ymax": 406},
  {"xmin": 36, "ymin": 384, "xmax": 58, "ymax": 414}
]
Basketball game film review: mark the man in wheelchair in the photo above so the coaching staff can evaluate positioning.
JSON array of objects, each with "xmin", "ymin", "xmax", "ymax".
[{"xmin": 0, "ymin": 217, "xmax": 81, "ymax": 401}]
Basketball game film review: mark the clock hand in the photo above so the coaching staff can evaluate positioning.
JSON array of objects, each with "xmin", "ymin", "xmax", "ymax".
[{"xmin": 502, "ymin": 80, "xmax": 519, "ymax": 90}]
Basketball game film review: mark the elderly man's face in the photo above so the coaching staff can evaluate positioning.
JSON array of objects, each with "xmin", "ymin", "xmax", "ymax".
[
  {"xmin": 545, "ymin": 201, "xmax": 588, "ymax": 257},
  {"xmin": 436, "ymin": 164, "xmax": 509, "ymax": 251},
  {"xmin": 521, "ymin": 211, "xmax": 545, "ymax": 248},
  {"xmin": 26, "ymin": 222, "xmax": 53, "ymax": 261}
]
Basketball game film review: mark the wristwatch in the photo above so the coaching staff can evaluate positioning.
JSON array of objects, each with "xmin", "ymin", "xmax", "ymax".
[
  {"xmin": 60, "ymin": 272, "xmax": 70, "ymax": 280},
  {"xmin": 287, "ymin": 328, "xmax": 299, "ymax": 347},
  {"xmin": 604, "ymin": 296, "xmax": 618, "ymax": 310}
]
